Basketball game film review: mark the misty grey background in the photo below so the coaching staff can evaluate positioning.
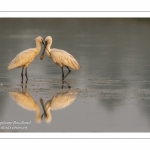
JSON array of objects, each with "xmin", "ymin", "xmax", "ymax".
[{"xmin": 0, "ymin": 18, "xmax": 150, "ymax": 132}]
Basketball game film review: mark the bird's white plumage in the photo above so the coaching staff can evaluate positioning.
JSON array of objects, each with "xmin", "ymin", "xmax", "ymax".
[
  {"xmin": 44, "ymin": 36, "xmax": 81, "ymax": 70},
  {"xmin": 50, "ymin": 49, "xmax": 80, "ymax": 70},
  {"xmin": 8, "ymin": 36, "xmax": 43, "ymax": 70},
  {"xmin": 8, "ymin": 49, "xmax": 36, "ymax": 70}
]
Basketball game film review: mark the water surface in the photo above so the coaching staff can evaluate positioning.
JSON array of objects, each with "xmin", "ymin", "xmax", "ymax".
[{"xmin": 0, "ymin": 18, "xmax": 150, "ymax": 132}]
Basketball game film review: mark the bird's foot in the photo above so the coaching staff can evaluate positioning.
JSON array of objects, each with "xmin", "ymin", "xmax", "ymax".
[{"xmin": 25, "ymin": 79, "xmax": 28, "ymax": 84}]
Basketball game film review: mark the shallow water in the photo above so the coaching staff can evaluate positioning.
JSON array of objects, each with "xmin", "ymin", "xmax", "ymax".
[{"xmin": 1, "ymin": 18, "xmax": 150, "ymax": 132}]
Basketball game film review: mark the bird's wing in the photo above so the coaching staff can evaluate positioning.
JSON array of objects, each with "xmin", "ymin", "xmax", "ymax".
[
  {"xmin": 8, "ymin": 49, "xmax": 36, "ymax": 70},
  {"xmin": 51, "ymin": 50, "xmax": 80, "ymax": 70}
]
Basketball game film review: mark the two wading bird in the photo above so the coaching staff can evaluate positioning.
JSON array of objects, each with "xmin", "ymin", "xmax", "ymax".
[
  {"xmin": 8, "ymin": 36, "xmax": 44, "ymax": 83},
  {"xmin": 40, "ymin": 36, "xmax": 81, "ymax": 80}
]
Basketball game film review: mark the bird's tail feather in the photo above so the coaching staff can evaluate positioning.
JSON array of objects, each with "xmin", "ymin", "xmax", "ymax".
[{"xmin": 72, "ymin": 60, "xmax": 81, "ymax": 70}]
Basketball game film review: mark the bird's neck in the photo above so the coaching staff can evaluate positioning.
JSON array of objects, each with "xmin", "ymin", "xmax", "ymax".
[
  {"xmin": 45, "ymin": 43, "xmax": 52, "ymax": 57},
  {"xmin": 35, "ymin": 106, "xmax": 41, "ymax": 122},
  {"xmin": 46, "ymin": 108, "xmax": 52, "ymax": 123},
  {"xmin": 35, "ymin": 41, "xmax": 42, "ymax": 55}
]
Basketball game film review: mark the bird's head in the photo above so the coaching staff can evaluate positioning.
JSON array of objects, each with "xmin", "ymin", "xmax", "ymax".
[
  {"xmin": 45, "ymin": 36, "xmax": 52, "ymax": 44},
  {"xmin": 35, "ymin": 36, "xmax": 44, "ymax": 46}
]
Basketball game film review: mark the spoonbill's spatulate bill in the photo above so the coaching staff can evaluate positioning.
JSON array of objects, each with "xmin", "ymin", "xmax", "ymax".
[
  {"xmin": 40, "ymin": 36, "xmax": 80, "ymax": 80},
  {"xmin": 40, "ymin": 98, "xmax": 47, "ymax": 119},
  {"xmin": 8, "ymin": 36, "xmax": 44, "ymax": 83}
]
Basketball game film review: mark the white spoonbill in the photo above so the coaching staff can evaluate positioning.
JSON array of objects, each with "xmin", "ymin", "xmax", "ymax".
[
  {"xmin": 9, "ymin": 90, "xmax": 42, "ymax": 123},
  {"xmin": 40, "ymin": 36, "xmax": 80, "ymax": 80},
  {"xmin": 8, "ymin": 36, "xmax": 44, "ymax": 83},
  {"xmin": 40, "ymin": 91, "xmax": 78, "ymax": 123}
]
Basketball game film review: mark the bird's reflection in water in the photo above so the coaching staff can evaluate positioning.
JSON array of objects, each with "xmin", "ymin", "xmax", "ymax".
[
  {"xmin": 61, "ymin": 80, "xmax": 71, "ymax": 89},
  {"xmin": 40, "ymin": 90, "xmax": 78, "ymax": 123},
  {"xmin": 21, "ymin": 83, "xmax": 27, "ymax": 89},
  {"xmin": 8, "ymin": 88, "xmax": 42, "ymax": 123}
]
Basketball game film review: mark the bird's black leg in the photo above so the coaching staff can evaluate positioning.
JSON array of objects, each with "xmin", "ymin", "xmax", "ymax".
[
  {"xmin": 21, "ymin": 66, "xmax": 24, "ymax": 84},
  {"xmin": 61, "ymin": 67, "xmax": 64, "ymax": 80},
  {"xmin": 61, "ymin": 80, "xmax": 71, "ymax": 89},
  {"xmin": 25, "ymin": 68, "xmax": 28, "ymax": 83},
  {"xmin": 64, "ymin": 67, "xmax": 71, "ymax": 79},
  {"xmin": 64, "ymin": 80, "xmax": 71, "ymax": 88}
]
